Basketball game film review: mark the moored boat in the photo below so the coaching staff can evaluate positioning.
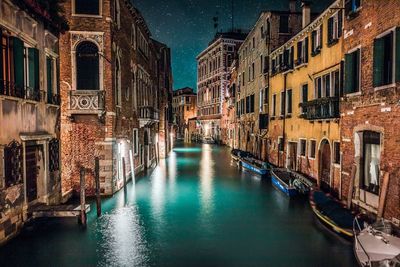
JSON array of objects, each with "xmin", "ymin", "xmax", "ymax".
[
  {"xmin": 354, "ymin": 218, "xmax": 400, "ymax": 267},
  {"xmin": 271, "ymin": 168, "xmax": 297, "ymax": 197},
  {"xmin": 310, "ymin": 190, "xmax": 356, "ymax": 240},
  {"xmin": 240, "ymin": 157, "xmax": 270, "ymax": 176}
]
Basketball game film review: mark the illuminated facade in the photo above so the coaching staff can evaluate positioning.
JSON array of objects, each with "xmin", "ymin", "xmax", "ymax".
[{"xmin": 172, "ymin": 87, "xmax": 197, "ymax": 140}]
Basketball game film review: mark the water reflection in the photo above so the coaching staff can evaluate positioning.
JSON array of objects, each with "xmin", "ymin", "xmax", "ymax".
[
  {"xmin": 97, "ymin": 206, "xmax": 149, "ymax": 267},
  {"xmin": 199, "ymin": 144, "xmax": 214, "ymax": 222}
]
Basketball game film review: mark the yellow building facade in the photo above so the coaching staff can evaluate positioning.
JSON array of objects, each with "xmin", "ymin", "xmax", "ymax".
[{"xmin": 268, "ymin": 0, "xmax": 343, "ymax": 196}]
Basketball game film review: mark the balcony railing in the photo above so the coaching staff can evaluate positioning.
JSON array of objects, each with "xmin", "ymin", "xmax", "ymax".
[
  {"xmin": 138, "ymin": 106, "xmax": 159, "ymax": 121},
  {"xmin": 299, "ymin": 97, "xmax": 340, "ymax": 120},
  {"xmin": 68, "ymin": 90, "xmax": 105, "ymax": 114}
]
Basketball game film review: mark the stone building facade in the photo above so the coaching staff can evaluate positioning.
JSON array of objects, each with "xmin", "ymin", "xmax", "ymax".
[
  {"xmin": 0, "ymin": 0, "xmax": 66, "ymax": 244},
  {"xmin": 340, "ymin": 0, "xmax": 400, "ymax": 223},
  {"xmin": 60, "ymin": 0, "xmax": 171, "ymax": 197},
  {"xmin": 196, "ymin": 31, "xmax": 247, "ymax": 143},
  {"xmin": 268, "ymin": 0, "xmax": 343, "ymax": 195},
  {"xmin": 236, "ymin": 5, "xmax": 303, "ymax": 160},
  {"xmin": 172, "ymin": 87, "xmax": 197, "ymax": 141}
]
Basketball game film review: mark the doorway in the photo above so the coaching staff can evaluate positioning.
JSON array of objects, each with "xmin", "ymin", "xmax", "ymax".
[
  {"xmin": 287, "ymin": 142, "xmax": 297, "ymax": 171},
  {"xmin": 319, "ymin": 139, "xmax": 331, "ymax": 191},
  {"xmin": 25, "ymin": 144, "xmax": 44, "ymax": 203}
]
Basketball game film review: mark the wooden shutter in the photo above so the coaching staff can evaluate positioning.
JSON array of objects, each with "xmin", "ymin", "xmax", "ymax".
[
  {"xmin": 328, "ymin": 17, "xmax": 333, "ymax": 43},
  {"xmin": 290, "ymin": 46, "xmax": 294, "ymax": 67},
  {"xmin": 396, "ymin": 28, "xmax": 400, "ymax": 82},
  {"xmin": 12, "ymin": 37, "xmax": 24, "ymax": 97},
  {"xmin": 47, "ymin": 57, "xmax": 53, "ymax": 101},
  {"xmin": 338, "ymin": 11, "xmax": 343, "ymax": 38},
  {"xmin": 311, "ymin": 31, "xmax": 316, "ymax": 52},
  {"xmin": 28, "ymin": 48, "xmax": 39, "ymax": 93},
  {"xmin": 344, "ymin": 53, "xmax": 354, "ymax": 94},
  {"xmin": 305, "ymin": 37, "xmax": 309, "ymax": 62},
  {"xmin": 373, "ymin": 38, "xmax": 384, "ymax": 87},
  {"xmin": 297, "ymin": 41, "xmax": 302, "ymax": 62},
  {"xmin": 320, "ymin": 25, "xmax": 323, "ymax": 48}
]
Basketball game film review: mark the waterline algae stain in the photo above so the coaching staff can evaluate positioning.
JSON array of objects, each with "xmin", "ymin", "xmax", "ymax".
[{"xmin": 0, "ymin": 143, "xmax": 356, "ymax": 267}]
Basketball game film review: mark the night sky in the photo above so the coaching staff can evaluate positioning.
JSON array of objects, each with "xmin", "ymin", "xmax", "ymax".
[{"xmin": 133, "ymin": 0, "xmax": 331, "ymax": 91}]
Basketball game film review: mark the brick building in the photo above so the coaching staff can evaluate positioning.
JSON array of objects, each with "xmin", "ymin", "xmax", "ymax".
[
  {"xmin": 236, "ymin": 3, "xmax": 304, "ymax": 160},
  {"xmin": 340, "ymin": 0, "xmax": 400, "ymax": 223},
  {"xmin": 0, "ymin": 0, "xmax": 66, "ymax": 244},
  {"xmin": 197, "ymin": 30, "xmax": 247, "ymax": 143},
  {"xmin": 60, "ymin": 0, "xmax": 171, "ymax": 197},
  {"xmin": 172, "ymin": 87, "xmax": 197, "ymax": 141}
]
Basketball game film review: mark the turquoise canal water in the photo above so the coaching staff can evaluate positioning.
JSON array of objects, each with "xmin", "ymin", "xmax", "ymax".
[{"xmin": 0, "ymin": 143, "xmax": 357, "ymax": 266}]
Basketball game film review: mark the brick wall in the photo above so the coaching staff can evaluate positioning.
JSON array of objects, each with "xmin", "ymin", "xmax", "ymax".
[{"xmin": 341, "ymin": 0, "xmax": 400, "ymax": 222}]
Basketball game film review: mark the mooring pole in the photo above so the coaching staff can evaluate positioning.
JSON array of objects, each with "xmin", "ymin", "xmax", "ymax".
[
  {"xmin": 79, "ymin": 167, "xmax": 87, "ymax": 227},
  {"xmin": 122, "ymin": 157, "xmax": 127, "ymax": 193},
  {"xmin": 95, "ymin": 157, "xmax": 101, "ymax": 217}
]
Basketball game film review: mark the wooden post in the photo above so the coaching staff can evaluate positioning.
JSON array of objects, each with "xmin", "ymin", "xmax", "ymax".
[
  {"xmin": 378, "ymin": 172, "xmax": 390, "ymax": 218},
  {"xmin": 79, "ymin": 167, "xmax": 87, "ymax": 227},
  {"xmin": 347, "ymin": 164, "xmax": 357, "ymax": 209},
  {"xmin": 122, "ymin": 157, "xmax": 127, "ymax": 192},
  {"xmin": 95, "ymin": 157, "xmax": 101, "ymax": 217}
]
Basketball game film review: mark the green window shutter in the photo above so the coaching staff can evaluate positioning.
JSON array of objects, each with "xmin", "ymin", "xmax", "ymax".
[
  {"xmin": 47, "ymin": 57, "xmax": 53, "ymax": 102},
  {"xmin": 373, "ymin": 38, "xmax": 384, "ymax": 87},
  {"xmin": 28, "ymin": 48, "xmax": 39, "ymax": 93},
  {"xmin": 12, "ymin": 37, "xmax": 25, "ymax": 97},
  {"xmin": 56, "ymin": 59, "xmax": 60, "ymax": 94},
  {"xmin": 0, "ymin": 30, "xmax": 3, "ymax": 92},
  {"xmin": 344, "ymin": 53, "xmax": 354, "ymax": 94},
  {"xmin": 396, "ymin": 28, "xmax": 400, "ymax": 82}
]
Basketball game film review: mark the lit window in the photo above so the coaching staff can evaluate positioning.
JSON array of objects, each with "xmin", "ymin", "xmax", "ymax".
[{"xmin": 361, "ymin": 131, "xmax": 381, "ymax": 195}]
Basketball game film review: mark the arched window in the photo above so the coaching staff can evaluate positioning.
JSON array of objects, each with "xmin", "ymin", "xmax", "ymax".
[
  {"xmin": 76, "ymin": 41, "xmax": 99, "ymax": 90},
  {"xmin": 115, "ymin": 56, "xmax": 121, "ymax": 105}
]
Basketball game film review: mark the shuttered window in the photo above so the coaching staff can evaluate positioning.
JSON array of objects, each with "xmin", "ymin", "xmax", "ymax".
[
  {"xmin": 286, "ymin": 89, "xmax": 292, "ymax": 115},
  {"xmin": 13, "ymin": 37, "xmax": 24, "ymax": 97},
  {"xmin": 397, "ymin": 28, "xmax": 400, "ymax": 82},
  {"xmin": 373, "ymin": 31, "xmax": 394, "ymax": 87},
  {"xmin": 47, "ymin": 56, "xmax": 53, "ymax": 102},
  {"xmin": 344, "ymin": 49, "xmax": 360, "ymax": 94}
]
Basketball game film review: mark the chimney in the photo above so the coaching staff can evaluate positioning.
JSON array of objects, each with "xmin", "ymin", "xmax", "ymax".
[
  {"xmin": 289, "ymin": 0, "xmax": 296, "ymax": 13},
  {"xmin": 301, "ymin": 1, "xmax": 311, "ymax": 28}
]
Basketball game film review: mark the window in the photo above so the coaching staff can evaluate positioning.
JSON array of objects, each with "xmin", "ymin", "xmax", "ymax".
[
  {"xmin": 252, "ymin": 63, "xmax": 255, "ymax": 80},
  {"xmin": 361, "ymin": 131, "xmax": 381, "ymax": 195},
  {"xmin": 131, "ymin": 24, "xmax": 136, "ymax": 47},
  {"xmin": 373, "ymin": 30, "xmax": 395, "ymax": 87},
  {"xmin": 345, "ymin": 0, "xmax": 361, "ymax": 17},
  {"xmin": 327, "ymin": 12, "xmax": 343, "ymax": 45},
  {"xmin": 300, "ymin": 84, "xmax": 308, "ymax": 114},
  {"xmin": 260, "ymin": 55, "xmax": 263, "ymax": 74},
  {"xmin": 252, "ymin": 37, "xmax": 255, "ymax": 49},
  {"xmin": 114, "ymin": 0, "xmax": 121, "ymax": 29},
  {"xmin": 132, "ymin": 73, "xmax": 137, "ymax": 110},
  {"xmin": 309, "ymin": 140, "xmax": 316, "ymax": 159},
  {"xmin": 250, "ymin": 94, "xmax": 255, "ymax": 113},
  {"xmin": 297, "ymin": 38, "xmax": 309, "ymax": 65},
  {"xmin": 344, "ymin": 48, "xmax": 360, "ymax": 94},
  {"xmin": 46, "ymin": 56, "xmax": 58, "ymax": 103},
  {"xmin": 280, "ymin": 91, "xmax": 285, "ymax": 116},
  {"xmin": 272, "ymin": 94, "xmax": 276, "ymax": 117},
  {"xmin": 315, "ymin": 77, "xmax": 322, "ymax": 98},
  {"xmin": 333, "ymin": 142, "xmax": 340, "ymax": 164},
  {"xmin": 248, "ymin": 66, "xmax": 251, "ymax": 82},
  {"xmin": 278, "ymin": 137, "xmax": 284, "ymax": 152},
  {"xmin": 279, "ymin": 15, "xmax": 289, "ymax": 33},
  {"xmin": 115, "ymin": 56, "xmax": 121, "ymax": 106},
  {"xmin": 286, "ymin": 89, "xmax": 292, "ymax": 115},
  {"xmin": 299, "ymin": 139, "xmax": 306, "ymax": 156},
  {"xmin": 259, "ymin": 89, "xmax": 263, "ymax": 112},
  {"xmin": 333, "ymin": 70, "xmax": 340, "ymax": 96},
  {"xmin": 323, "ymin": 74, "xmax": 331, "ymax": 97},
  {"xmin": 242, "ymin": 72, "xmax": 245, "ymax": 86},
  {"xmin": 76, "ymin": 41, "xmax": 99, "ymax": 90},
  {"xmin": 26, "ymin": 47, "xmax": 40, "ymax": 101},
  {"xmin": 74, "ymin": 0, "xmax": 100, "ymax": 15},
  {"xmin": 311, "ymin": 26, "xmax": 322, "ymax": 56}
]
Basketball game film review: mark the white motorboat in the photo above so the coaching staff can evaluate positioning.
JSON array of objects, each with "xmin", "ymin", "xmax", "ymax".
[{"xmin": 354, "ymin": 218, "xmax": 400, "ymax": 266}]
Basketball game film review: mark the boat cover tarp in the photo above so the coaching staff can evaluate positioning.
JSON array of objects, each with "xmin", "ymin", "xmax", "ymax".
[{"xmin": 313, "ymin": 191, "xmax": 354, "ymax": 229}]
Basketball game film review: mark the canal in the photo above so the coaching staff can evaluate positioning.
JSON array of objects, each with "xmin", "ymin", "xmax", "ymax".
[{"xmin": 0, "ymin": 143, "xmax": 356, "ymax": 267}]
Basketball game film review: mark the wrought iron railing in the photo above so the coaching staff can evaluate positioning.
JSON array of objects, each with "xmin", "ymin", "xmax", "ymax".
[
  {"xmin": 68, "ymin": 90, "xmax": 105, "ymax": 113},
  {"xmin": 138, "ymin": 106, "xmax": 159, "ymax": 121},
  {"xmin": 48, "ymin": 93, "xmax": 61, "ymax": 105},
  {"xmin": 299, "ymin": 97, "xmax": 340, "ymax": 120}
]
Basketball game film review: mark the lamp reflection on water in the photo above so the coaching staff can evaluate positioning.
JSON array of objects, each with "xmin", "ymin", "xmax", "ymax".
[{"xmin": 199, "ymin": 144, "xmax": 215, "ymax": 219}]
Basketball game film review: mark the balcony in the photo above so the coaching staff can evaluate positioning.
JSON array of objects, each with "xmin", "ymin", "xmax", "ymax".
[
  {"xmin": 68, "ymin": 90, "xmax": 105, "ymax": 115},
  {"xmin": 138, "ymin": 106, "xmax": 159, "ymax": 127},
  {"xmin": 299, "ymin": 97, "xmax": 340, "ymax": 121}
]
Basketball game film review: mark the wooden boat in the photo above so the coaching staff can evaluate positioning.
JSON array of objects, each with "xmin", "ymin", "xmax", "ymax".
[
  {"xmin": 354, "ymin": 218, "xmax": 400, "ymax": 267},
  {"xmin": 240, "ymin": 157, "xmax": 270, "ymax": 176},
  {"xmin": 230, "ymin": 149, "xmax": 241, "ymax": 161},
  {"xmin": 310, "ymin": 190, "xmax": 356, "ymax": 239},
  {"xmin": 271, "ymin": 168, "xmax": 297, "ymax": 197}
]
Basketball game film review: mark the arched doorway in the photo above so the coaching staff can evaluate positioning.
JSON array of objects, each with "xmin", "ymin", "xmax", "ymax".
[{"xmin": 319, "ymin": 139, "xmax": 331, "ymax": 192}]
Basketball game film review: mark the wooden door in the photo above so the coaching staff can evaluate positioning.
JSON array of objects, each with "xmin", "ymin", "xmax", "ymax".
[
  {"xmin": 320, "ymin": 141, "xmax": 331, "ymax": 191},
  {"xmin": 25, "ymin": 145, "xmax": 40, "ymax": 202}
]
